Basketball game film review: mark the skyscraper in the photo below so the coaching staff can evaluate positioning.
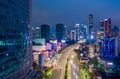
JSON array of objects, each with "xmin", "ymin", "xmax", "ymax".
[
  {"xmin": 88, "ymin": 14, "xmax": 93, "ymax": 32},
  {"xmin": 103, "ymin": 18, "xmax": 111, "ymax": 37},
  {"xmin": 33, "ymin": 26, "xmax": 41, "ymax": 39},
  {"xmin": 115, "ymin": 37, "xmax": 120, "ymax": 57},
  {"xmin": 0, "ymin": 0, "xmax": 32, "ymax": 78},
  {"xmin": 70, "ymin": 30, "xmax": 76, "ymax": 41},
  {"xmin": 112, "ymin": 26, "xmax": 119, "ymax": 37},
  {"xmin": 41, "ymin": 24, "xmax": 50, "ymax": 42},
  {"xmin": 56, "ymin": 24, "xmax": 65, "ymax": 42},
  {"xmin": 75, "ymin": 24, "xmax": 80, "ymax": 41},
  {"xmin": 103, "ymin": 37, "xmax": 115, "ymax": 58},
  {"xmin": 88, "ymin": 14, "xmax": 94, "ymax": 43},
  {"xmin": 99, "ymin": 20, "xmax": 104, "ymax": 32}
]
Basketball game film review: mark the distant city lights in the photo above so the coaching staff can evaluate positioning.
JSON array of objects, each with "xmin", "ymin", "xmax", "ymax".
[
  {"xmin": 107, "ymin": 62, "xmax": 113, "ymax": 65},
  {"xmin": 61, "ymin": 40, "xmax": 66, "ymax": 43},
  {"xmin": 90, "ymin": 35, "xmax": 94, "ymax": 39}
]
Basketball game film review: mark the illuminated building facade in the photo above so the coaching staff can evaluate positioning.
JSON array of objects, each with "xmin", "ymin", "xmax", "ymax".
[
  {"xmin": 102, "ymin": 37, "xmax": 115, "ymax": 59},
  {"xmin": 70, "ymin": 30, "xmax": 76, "ymax": 41},
  {"xmin": 0, "ymin": 0, "xmax": 32, "ymax": 78},
  {"xmin": 75, "ymin": 24, "xmax": 80, "ymax": 41},
  {"xmin": 88, "ymin": 14, "xmax": 93, "ymax": 31},
  {"xmin": 99, "ymin": 20, "xmax": 104, "ymax": 39},
  {"xmin": 103, "ymin": 18, "xmax": 111, "ymax": 37},
  {"xmin": 33, "ymin": 26, "xmax": 41, "ymax": 39},
  {"xmin": 115, "ymin": 37, "xmax": 120, "ymax": 57}
]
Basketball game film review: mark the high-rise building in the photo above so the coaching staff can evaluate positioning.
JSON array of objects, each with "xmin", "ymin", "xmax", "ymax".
[
  {"xmin": 70, "ymin": 30, "xmax": 76, "ymax": 41},
  {"xmin": 56, "ymin": 24, "xmax": 65, "ymax": 42},
  {"xmin": 112, "ymin": 26, "xmax": 119, "ymax": 37},
  {"xmin": 41, "ymin": 24, "xmax": 50, "ymax": 42},
  {"xmin": 102, "ymin": 37, "xmax": 116, "ymax": 59},
  {"xmin": 33, "ymin": 26, "xmax": 41, "ymax": 39},
  {"xmin": 88, "ymin": 14, "xmax": 95, "ymax": 43},
  {"xmin": 88, "ymin": 14, "xmax": 93, "ymax": 32},
  {"xmin": 0, "ymin": 0, "xmax": 32, "ymax": 78},
  {"xmin": 80, "ymin": 24, "xmax": 88, "ymax": 39},
  {"xmin": 99, "ymin": 20, "xmax": 104, "ymax": 32},
  {"xmin": 99, "ymin": 20, "xmax": 104, "ymax": 39},
  {"xmin": 103, "ymin": 18, "xmax": 111, "ymax": 37},
  {"xmin": 75, "ymin": 24, "xmax": 80, "ymax": 41},
  {"xmin": 115, "ymin": 37, "xmax": 120, "ymax": 57}
]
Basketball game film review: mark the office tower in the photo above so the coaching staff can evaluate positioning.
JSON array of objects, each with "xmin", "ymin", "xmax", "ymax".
[
  {"xmin": 99, "ymin": 20, "xmax": 104, "ymax": 32},
  {"xmin": 33, "ymin": 26, "xmax": 41, "ymax": 39},
  {"xmin": 88, "ymin": 14, "xmax": 95, "ymax": 43},
  {"xmin": 75, "ymin": 24, "xmax": 80, "ymax": 41},
  {"xmin": 80, "ymin": 24, "xmax": 88, "ymax": 39},
  {"xmin": 88, "ymin": 14, "xmax": 93, "ymax": 32},
  {"xmin": 66, "ymin": 30, "xmax": 70, "ymax": 40},
  {"xmin": 99, "ymin": 20, "xmax": 104, "ymax": 39},
  {"xmin": 41, "ymin": 24, "xmax": 50, "ymax": 42},
  {"xmin": 112, "ymin": 26, "xmax": 119, "ymax": 37},
  {"xmin": 0, "ymin": 0, "xmax": 32, "ymax": 78},
  {"xmin": 70, "ymin": 30, "xmax": 76, "ymax": 41},
  {"xmin": 103, "ymin": 18, "xmax": 111, "ymax": 37},
  {"xmin": 115, "ymin": 37, "xmax": 120, "ymax": 57},
  {"xmin": 56, "ymin": 24, "xmax": 65, "ymax": 42},
  {"xmin": 102, "ymin": 37, "xmax": 115, "ymax": 58}
]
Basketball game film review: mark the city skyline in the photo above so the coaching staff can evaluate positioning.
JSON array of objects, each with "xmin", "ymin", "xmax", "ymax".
[
  {"xmin": 1, "ymin": 0, "xmax": 120, "ymax": 79},
  {"xmin": 32, "ymin": 0, "xmax": 120, "ymax": 27}
]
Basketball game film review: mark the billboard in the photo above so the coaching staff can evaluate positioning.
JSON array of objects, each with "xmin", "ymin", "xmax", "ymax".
[{"xmin": 46, "ymin": 43, "xmax": 52, "ymax": 50}]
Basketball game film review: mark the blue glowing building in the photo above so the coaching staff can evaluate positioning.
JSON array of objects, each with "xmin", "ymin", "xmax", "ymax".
[{"xmin": 102, "ymin": 37, "xmax": 115, "ymax": 59}]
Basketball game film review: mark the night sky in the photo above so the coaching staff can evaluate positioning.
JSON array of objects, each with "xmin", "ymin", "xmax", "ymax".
[{"xmin": 32, "ymin": 0, "xmax": 120, "ymax": 27}]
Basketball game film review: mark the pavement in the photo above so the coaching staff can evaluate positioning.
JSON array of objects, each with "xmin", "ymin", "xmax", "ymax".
[{"xmin": 49, "ymin": 45, "xmax": 76, "ymax": 79}]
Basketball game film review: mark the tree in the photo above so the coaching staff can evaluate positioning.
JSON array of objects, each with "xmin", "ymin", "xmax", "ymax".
[{"xmin": 91, "ymin": 57, "xmax": 99, "ymax": 68}]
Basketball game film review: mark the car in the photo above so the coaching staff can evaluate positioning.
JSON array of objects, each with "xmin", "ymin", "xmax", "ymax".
[{"xmin": 80, "ymin": 57, "xmax": 89, "ymax": 63}]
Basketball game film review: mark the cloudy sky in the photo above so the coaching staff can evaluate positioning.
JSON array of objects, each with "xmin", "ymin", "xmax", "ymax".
[{"xmin": 32, "ymin": 0, "xmax": 120, "ymax": 27}]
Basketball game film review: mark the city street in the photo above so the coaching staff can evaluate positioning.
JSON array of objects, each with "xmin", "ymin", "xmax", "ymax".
[
  {"xmin": 50, "ymin": 45, "xmax": 76, "ymax": 79},
  {"xmin": 1, "ymin": 0, "xmax": 120, "ymax": 79},
  {"xmin": 68, "ymin": 48, "xmax": 80, "ymax": 79}
]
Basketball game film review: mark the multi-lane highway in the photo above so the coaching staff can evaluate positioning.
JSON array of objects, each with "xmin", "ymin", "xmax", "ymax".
[
  {"xmin": 50, "ymin": 45, "xmax": 76, "ymax": 79},
  {"xmin": 68, "ymin": 48, "xmax": 80, "ymax": 79}
]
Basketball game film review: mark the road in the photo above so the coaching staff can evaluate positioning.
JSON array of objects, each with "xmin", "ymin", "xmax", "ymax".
[
  {"xmin": 50, "ymin": 45, "xmax": 76, "ymax": 79},
  {"xmin": 68, "ymin": 48, "xmax": 80, "ymax": 79}
]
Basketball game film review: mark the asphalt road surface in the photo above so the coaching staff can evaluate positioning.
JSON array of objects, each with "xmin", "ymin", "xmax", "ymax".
[{"xmin": 50, "ymin": 45, "xmax": 76, "ymax": 79}]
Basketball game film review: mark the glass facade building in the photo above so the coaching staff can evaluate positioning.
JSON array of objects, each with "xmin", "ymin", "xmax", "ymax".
[
  {"xmin": 103, "ymin": 37, "xmax": 115, "ymax": 59},
  {"xmin": 0, "ymin": 0, "xmax": 32, "ymax": 79},
  {"xmin": 41, "ymin": 24, "xmax": 50, "ymax": 42},
  {"xmin": 33, "ymin": 26, "xmax": 41, "ymax": 39},
  {"xmin": 88, "ymin": 14, "xmax": 93, "ymax": 31},
  {"xmin": 56, "ymin": 24, "xmax": 65, "ymax": 42}
]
